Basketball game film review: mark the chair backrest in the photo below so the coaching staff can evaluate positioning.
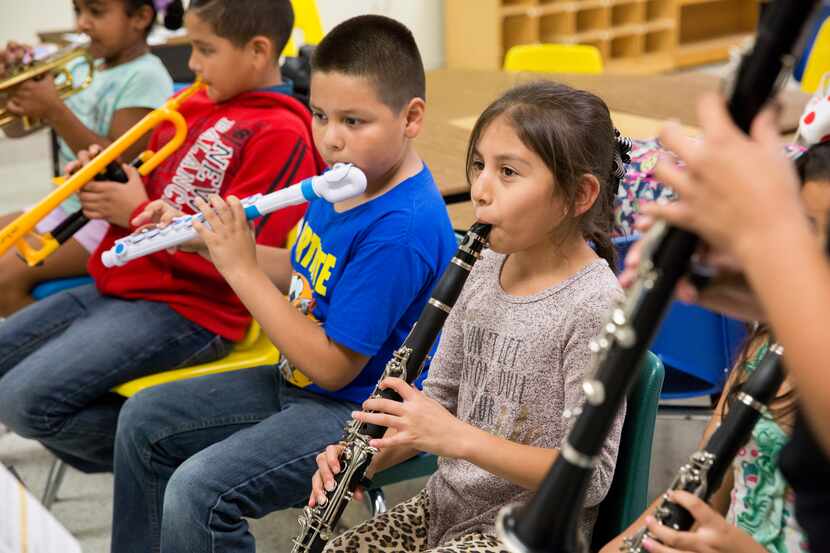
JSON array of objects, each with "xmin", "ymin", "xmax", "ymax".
[
  {"xmin": 283, "ymin": 0, "xmax": 325, "ymax": 58},
  {"xmin": 503, "ymin": 44, "xmax": 604, "ymax": 75},
  {"xmin": 590, "ymin": 351, "xmax": 664, "ymax": 551}
]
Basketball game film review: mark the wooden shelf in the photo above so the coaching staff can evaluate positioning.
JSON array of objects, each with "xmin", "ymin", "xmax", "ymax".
[
  {"xmin": 445, "ymin": 0, "xmax": 759, "ymax": 74},
  {"xmin": 675, "ymin": 31, "xmax": 753, "ymax": 66}
]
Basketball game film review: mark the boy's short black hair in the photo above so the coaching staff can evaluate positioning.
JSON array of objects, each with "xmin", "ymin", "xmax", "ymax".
[
  {"xmin": 188, "ymin": 0, "xmax": 294, "ymax": 55},
  {"xmin": 311, "ymin": 15, "xmax": 426, "ymax": 112},
  {"xmin": 797, "ymin": 141, "xmax": 830, "ymax": 183}
]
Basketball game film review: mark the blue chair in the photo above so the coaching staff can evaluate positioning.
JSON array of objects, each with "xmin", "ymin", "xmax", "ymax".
[
  {"xmin": 611, "ymin": 235, "xmax": 746, "ymax": 399},
  {"xmin": 31, "ymin": 276, "xmax": 94, "ymax": 301}
]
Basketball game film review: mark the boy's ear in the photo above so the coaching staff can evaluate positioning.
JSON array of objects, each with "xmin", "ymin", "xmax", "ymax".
[
  {"xmin": 249, "ymin": 36, "xmax": 275, "ymax": 67},
  {"xmin": 574, "ymin": 173, "xmax": 601, "ymax": 217},
  {"xmin": 402, "ymin": 97, "xmax": 426, "ymax": 139}
]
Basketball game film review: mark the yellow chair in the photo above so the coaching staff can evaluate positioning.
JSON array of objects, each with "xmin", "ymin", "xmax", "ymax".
[
  {"xmin": 801, "ymin": 17, "xmax": 830, "ymax": 94},
  {"xmin": 41, "ymin": 322, "xmax": 280, "ymax": 508},
  {"xmin": 282, "ymin": 0, "xmax": 325, "ymax": 58},
  {"xmin": 111, "ymin": 322, "xmax": 279, "ymax": 397},
  {"xmin": 503, "ymin": 43, "xmax": 604, "ymax": 75}
]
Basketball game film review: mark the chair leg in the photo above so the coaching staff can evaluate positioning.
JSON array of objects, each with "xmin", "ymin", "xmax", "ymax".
[
  {"xmin": 364, "ymin": 487, "xmax": 387, "ymax": 517},
  {"xmin": 42, "ymin": 458, "xmax": 67, "ymax": 509}
]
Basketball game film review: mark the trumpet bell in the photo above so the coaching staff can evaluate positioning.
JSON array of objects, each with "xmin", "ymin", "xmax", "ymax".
[{"xmin": 0, "ymin": 43, "xmax": 94, "ymax": 130}]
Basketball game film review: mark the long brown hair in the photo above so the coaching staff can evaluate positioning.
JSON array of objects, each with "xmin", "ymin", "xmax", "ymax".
[{"xmin": 465, "ymin": 80, "xmax": 626, "ymax": 270}]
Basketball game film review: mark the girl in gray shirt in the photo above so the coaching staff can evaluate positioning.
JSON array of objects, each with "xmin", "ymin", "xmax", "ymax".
[{"xmin": 313, "ymin": 81, "xmax": 629, "ymax": 553}]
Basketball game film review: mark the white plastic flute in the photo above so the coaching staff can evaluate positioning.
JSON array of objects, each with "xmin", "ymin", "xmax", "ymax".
[{"xmin": 101, "ymin": 163, "xmax": 367, "ymax": 268}]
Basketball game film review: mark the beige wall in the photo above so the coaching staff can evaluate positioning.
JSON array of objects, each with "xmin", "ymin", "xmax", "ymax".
[
  {"xmin": 0, "ymin": 0, "xmax": 444, "ymax": 69},
  {"xmin": 1, "ymin": 0, "xmax": 75, "ymax": 44}
]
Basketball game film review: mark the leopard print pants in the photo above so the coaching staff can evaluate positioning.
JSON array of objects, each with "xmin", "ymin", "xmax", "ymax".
[{"xmin": 323, "ymin": 490, "xmax": 511, "ymax": 553}]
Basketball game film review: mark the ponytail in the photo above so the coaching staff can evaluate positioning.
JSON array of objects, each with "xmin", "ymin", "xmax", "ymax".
[
  {"xmin": 128, "ymin": 0, "xmax": 184, "ymax": 34},
  {"xmin": 591, "ymin": 129, "xmax": 631, "ymax": 273},
  {"xmin": 162, "ymin": 0, "xmax": 185, "ymax": 30}
]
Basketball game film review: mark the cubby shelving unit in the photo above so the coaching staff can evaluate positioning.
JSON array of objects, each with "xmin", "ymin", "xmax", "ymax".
[{"xmin": 445, "ymin": 0, "xmax": 759, "ymax": 74}]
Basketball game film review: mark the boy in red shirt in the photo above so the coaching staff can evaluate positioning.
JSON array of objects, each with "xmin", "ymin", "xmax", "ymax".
[{"xmin": 0, "ymin": 0, "xmax": 322, "ymax": 472}]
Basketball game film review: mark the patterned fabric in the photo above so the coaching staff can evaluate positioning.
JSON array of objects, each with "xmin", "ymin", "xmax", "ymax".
[
  {"xmin": 324, "ymin": 490, "xmax": 510, "ymax": 553},
  {"xmin": 614, "ymin": 140, "xmax": 807, "ymax": 237},
  {"xmin": 726, "ymin": 343, "xmax": 810, "ymax": 553},
  {"xmin": 614, "ymin": 138, "xmax": 675, "ymax": 237}
]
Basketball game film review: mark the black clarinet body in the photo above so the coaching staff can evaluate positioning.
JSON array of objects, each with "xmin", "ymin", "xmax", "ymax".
[
  {"xmin": 496, "ymin": 2, "xmax": 816, "ymax": 552},
  {"xmin": 291, "ymin": 222, "xmax": 491, "ymax": 553},
  {"xmin": 621, "ymin": 343, "xmax": 785, "ymax": 551}
]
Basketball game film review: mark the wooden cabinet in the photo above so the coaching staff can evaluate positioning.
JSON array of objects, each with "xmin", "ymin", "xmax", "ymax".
[{"xmin": 445, "ymin": 0, "xmax": 759, "ymax": 74}]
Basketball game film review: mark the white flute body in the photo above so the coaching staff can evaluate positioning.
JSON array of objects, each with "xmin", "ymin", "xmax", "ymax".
[{"xmin": 101, "ymin": 163, "xmax": 367, "ymax": 268}]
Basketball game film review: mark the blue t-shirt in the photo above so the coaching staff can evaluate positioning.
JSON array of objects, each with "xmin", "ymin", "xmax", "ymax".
[{"xmin": 278, "ymin": 163, "xmax": 457, "ymax": 404}]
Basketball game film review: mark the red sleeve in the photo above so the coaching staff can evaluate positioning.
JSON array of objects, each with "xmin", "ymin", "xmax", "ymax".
[{"xmin": 220, "ymin": 129, "xmax": 319, "ymax": 248}]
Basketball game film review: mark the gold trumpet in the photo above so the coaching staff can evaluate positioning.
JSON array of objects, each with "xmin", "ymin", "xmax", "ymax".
[
  {"xmin": 0, "ymin": 81, "xmax": 205, "ymax": 267},
  {"xmin": 0, "ymin": 43, "xmax": 94, "ymax": 130}
]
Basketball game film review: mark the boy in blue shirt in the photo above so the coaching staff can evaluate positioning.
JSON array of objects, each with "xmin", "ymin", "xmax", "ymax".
[{"xmin": 111, "ymin": 14, "xmax": 458, "ymax": 553}]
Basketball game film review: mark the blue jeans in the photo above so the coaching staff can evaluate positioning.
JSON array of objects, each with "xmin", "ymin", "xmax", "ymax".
[
  {"xmin": 112, "ymin": 365, "xmax": 358, "ymax": 553},
  {"xmin": 0, "ymin": 284, "xmax": 229, "ymax": 472}
]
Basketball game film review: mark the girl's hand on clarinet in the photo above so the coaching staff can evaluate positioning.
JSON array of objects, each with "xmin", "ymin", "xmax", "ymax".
[
  {"xmin": 308, "ymin": 444, "xmax": 366, "ymax": 507},
  {"xmin": 192, "ymin": 194, "xmax": 258, "ymax": 280},
  {"xmin": 646, "ymin": 92, "xmax": 803, "ymax": 265},
  {"xmin": 642, "ymin": 490, "xmax": 765, "ymax": 553},
  {"xmin": 352, "ymin": 377, "xmax": 469, "ymax": 459}
]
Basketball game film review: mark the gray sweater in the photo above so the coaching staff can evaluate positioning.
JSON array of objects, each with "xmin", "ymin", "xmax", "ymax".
[{"xmin": 423, "ymin": 250, "xmax": 626, "ymax": 547}]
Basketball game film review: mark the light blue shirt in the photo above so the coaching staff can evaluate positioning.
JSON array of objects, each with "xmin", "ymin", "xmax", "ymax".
[{"xmin": 59, "ymin": 52, "xmax": 173, "ymax": 211}]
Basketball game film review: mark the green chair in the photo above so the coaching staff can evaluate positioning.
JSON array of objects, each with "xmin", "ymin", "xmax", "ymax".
[
  {"xmin": 591, "ymin": 351, "xmax": 664, "ymax": 551},
  {"xmin": 365, "ymin": 453, "xmax": 438, "ymax": 515}
]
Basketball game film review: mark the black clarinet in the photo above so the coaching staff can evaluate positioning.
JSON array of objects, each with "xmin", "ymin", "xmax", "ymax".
[
  {"xmin": 621, "ymin": 343, "xmax": 784, "ymax": 551},
  {"xmin": 291, "ymin": 222, "xmax": 492, "ymax": 553},
  {"xmin": 496, "ymin": 3, "xmax": 816, "ymax": 552}
]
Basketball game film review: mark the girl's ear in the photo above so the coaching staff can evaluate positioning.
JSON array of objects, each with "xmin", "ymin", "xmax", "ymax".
[
  {"xmin": 574, "ymin": 173, "xmax": 601, "ymax": 217},
  {"xmin": 131, "ymin": 4, "xmax": 156, "ymax": 35}
]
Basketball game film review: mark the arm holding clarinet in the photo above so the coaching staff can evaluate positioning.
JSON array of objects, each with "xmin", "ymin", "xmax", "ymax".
[
  {"xmin": 626, "ymin": 95, "xmax": 830, "ymax": 455},
  {"xmin": 600, "ymin": 363, "xmax": 762, "ymax": 553}
]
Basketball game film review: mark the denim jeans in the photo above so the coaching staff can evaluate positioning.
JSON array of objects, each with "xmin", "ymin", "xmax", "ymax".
[
  {"xmin": 0, "ymin": 284, "xmax": 229, "ymax": 473},
  {"xmin": 112, "ymin": 365, "xmax": 358, "ymax": 553}
]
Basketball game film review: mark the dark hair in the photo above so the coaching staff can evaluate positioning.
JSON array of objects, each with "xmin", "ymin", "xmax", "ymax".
[
  {"xmin": 185, "ymin": 0, "xmax": 294, "ymax": 55},
  {"xmin": 311, "ymin": 15, "xmax": 426, "ymax": 112},
  {"xmin": 796, "ymin": 141, "xmax": 830, "ymax": 183},
  {"xmin": 465, "ymin": 81, "xmax": 628, "ymax": 270},
  {"xmin": 120, "ymin": 0, "xmax": 158, "ymax": 37}
]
